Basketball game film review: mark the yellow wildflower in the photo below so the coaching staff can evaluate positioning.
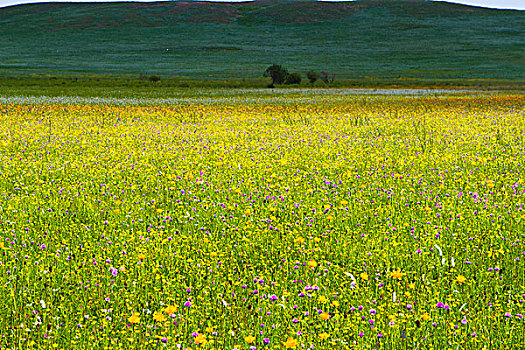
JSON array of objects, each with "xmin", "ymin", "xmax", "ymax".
[
  {"xmin": 128, "ymin": 313, "xmax": 140, "ymax": 324},
  {"xmin": 294, "ymin": 236, "xmax": 305, "ymax": 244},
  {"xmin": 153, "ymin": 312, "xmax": 166, "ymax": 322},
  {"xmin": 163, "ymin": 305, "xmax": 177, "ymax": 314},
  {"xmin": 245, "ymin": 335, "xmax": 256, "ymax": 343},
  {"xmin": 283, "ymin": 337, "xmax": 298, "ymax": 348},
  {"xmin": 391, "ymin": 270, "xmax": 404, "ymax": 279},
  {"xmin": 195, "ymin": 334, "xmax": 207, "ymax": 345},
  {"xmin": 308, "ymin": 260, "xmax": 318, "ymax": 269}
]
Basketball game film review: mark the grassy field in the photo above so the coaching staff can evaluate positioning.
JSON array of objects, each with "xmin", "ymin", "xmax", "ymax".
[
  {"xmin": 0, "ymin": 0, "xmax": 523, "ymax": 83},
  {"xmin": 0, "ymin": 89, "xmax": 524, "ymax": 349},
  {"xmin": 0, "ymin": 76, "xmax": 523, "ymax": 100}
]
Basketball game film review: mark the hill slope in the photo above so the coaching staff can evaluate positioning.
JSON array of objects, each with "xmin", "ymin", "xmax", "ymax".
[{"xmin": 0, "ymin": 0, "xmax": 523, "ymax": 81}]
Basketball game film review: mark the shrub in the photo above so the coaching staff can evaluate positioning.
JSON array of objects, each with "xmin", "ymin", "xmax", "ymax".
[
  {"xmin": 284, "ymin": 72, "xmax": 302, "ymax": 85},
  {"xmin": 320, "ymin": 71, "xmax": 335, "ymax": 84},
  {"xmin": 306, "ymin": 70, "xmax": 319, "ymax": 84},
  {"xmin": 149, "ymin": 75, "xmax": 161, "ymax": 83},
  {"xmin": 263, "ymin": 64, "xmax": 288, "ymax": 87}
]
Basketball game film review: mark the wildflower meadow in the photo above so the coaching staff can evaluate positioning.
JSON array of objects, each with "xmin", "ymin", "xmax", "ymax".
[{"xmin": 0, "ymin": 91, "xmax": 523, "ymax": 349}]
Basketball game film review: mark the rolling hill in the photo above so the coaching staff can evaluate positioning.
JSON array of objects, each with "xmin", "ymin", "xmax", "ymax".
[{"xmin": 0, "ymin": 0, "xmax": 523, "ymax": 82}]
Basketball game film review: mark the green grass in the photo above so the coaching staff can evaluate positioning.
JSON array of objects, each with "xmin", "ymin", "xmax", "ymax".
[
  {"xmin": 0, "ymin": 0, "xmax": 523, "ymax": 83},
  {"xmin": 0, "ymin": 76, "xmax": 523, "ymax": 100}
]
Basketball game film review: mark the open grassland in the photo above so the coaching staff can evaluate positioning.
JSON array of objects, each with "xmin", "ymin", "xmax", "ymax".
[
  {"xmin": 1, "ymin": 76, "xmax": 524, "ymax": 97},
  {"xmin": 0, "ymin": 0, "xmax": 523, "ymax": 82},
  {"xmin": 0, "ymin": 90, "xmax": 524, "ymax": 349}
]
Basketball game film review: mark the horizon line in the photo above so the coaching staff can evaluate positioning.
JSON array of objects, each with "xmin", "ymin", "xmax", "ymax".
[{"xmin": 0, "ymin": 0, "xmax": 524, "ymax": 10}]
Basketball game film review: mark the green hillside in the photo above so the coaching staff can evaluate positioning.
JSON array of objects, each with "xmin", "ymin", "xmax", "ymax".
[{"xmin": 0, "ymin": 0, "xmax": 523, "ymax": 82}]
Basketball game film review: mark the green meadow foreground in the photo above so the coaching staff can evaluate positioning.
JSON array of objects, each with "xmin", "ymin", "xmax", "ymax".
[{"xmin": 0, "ymin": 90, "xmax": 524, "ymax": 349}]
